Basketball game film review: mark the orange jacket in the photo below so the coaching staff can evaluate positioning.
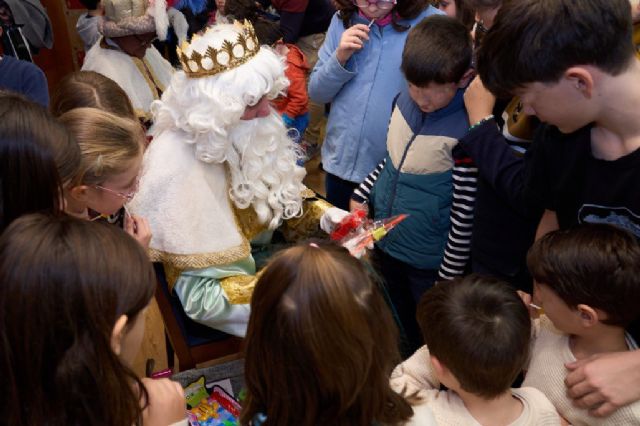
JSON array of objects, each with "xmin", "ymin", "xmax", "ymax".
[{"xmin": 273, "ymin": 44, "xmax": 310, "ymax": 118}]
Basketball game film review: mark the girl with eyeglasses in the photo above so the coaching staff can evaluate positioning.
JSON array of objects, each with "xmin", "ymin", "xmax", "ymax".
[
  {"xmin": 308, "ymin": 0, "xmax": 440, "ymax": 210},
  {"xmin": 58, "ymin": 107, "xmax": 152, "ymax": 248}
]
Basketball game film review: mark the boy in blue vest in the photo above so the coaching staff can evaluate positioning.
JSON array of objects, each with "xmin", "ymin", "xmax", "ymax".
[{"xmin": 350, "ymin": 14, "xmax": 474, "ymax": 354}]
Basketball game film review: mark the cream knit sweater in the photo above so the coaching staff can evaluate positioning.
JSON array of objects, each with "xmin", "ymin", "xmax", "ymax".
[
  {"xmin": 391, "ymin": 346, "xmax": 561, "ymax": 425},
  {"xmin": 523, "ymin": 316, "xmax": 640, "ymax": 426}
]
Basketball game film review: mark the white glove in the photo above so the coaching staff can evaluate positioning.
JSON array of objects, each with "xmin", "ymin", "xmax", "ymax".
[{"xmin": 320, "ymin": 207, "xmax": 350, "ymax": 234}]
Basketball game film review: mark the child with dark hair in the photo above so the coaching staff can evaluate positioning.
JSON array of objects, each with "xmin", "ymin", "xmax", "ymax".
[
  {"xmin": 309, "ymin": 0, "xmax": 439, "ymax": 209},
  {"xmin": 0, "ymin": 214, "xmax": 187, "ymax": 425},
  {"xmin": 524, "ymin": 224, "xmax": 640, "ymax": 424},
  {"xmin": 475, "ymin": 0, "xmax": 640, "ymax": 415},
  {"xmin": 76, "ymin": 0, "xmax": 102, "ymax": 51},
  {"xmin": 242, "ymin": 241, "xmax": 437, "ymax": 425},
  {"xmin": 436, "ymin": 0, "xmax": 475, "ymax": 31},
  {"xmin": 0, "ymin": 92, "xmax": 76, "ymax": 232},
  {"xmin": 349, "ymin": 14, "xmax": 474, "ymax": 353},
  {"xmin": 391, "ymin": 275, "xmax": 561, "ymax": 425}
]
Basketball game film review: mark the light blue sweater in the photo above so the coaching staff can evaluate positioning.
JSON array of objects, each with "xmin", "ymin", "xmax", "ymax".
[{"xmin": 309, "ymin": 6, "xmax": 442, "ymax": 183}]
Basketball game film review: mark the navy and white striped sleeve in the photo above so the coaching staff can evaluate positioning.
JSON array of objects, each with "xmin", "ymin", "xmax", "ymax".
[
  {"xmin": 438, "ymin": 153, "xmax": 478, "ymax": 281},
  {"xmin": 351, "ymin": 158, "xmax": 387, "ymax": 204}
]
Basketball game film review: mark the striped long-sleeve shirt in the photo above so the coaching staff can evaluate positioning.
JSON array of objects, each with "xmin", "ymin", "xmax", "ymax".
[{"xmin": 351, "ymin": 149, "xmax": 478, "ymax": 280}]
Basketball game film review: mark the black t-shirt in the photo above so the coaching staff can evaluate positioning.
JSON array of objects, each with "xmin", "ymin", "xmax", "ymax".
[
  {"xmin": 528, "ymin": 124, "xmax": 640, "ymax": 237},
  {"xmin": 527, "ymin": 123, "xmax": 640, "ymax": 341}
]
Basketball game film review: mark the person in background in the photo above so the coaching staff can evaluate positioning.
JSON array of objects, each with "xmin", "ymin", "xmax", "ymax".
[
  {"xmin": 81, "ymin": 0, "xmax": 186, "ymax": 122},
  {"xmin": 76, "ymin": 0, "xmax": 102, "ymax": 51},
  {"xmin": 436, "ymin": 0, "xmax": 475, "ymax": 30},
  {"xmin": 267, "ymin": 0, "xmax": 335, "ymax": 158},
  {"xmin": 0, "ymin": 26, "xmax": 48, "ymax": 106},
  {"xmin": 309, "ymin": 0, "xmax": 439, "ymax": 209},
  {"xmin": 233, "ymin": 3, "xmax": 312, "ymax": 164}
]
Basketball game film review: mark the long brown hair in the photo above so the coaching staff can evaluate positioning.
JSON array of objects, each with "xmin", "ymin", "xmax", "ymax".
[
  {"xmin": 334, "ymin": 0, "xmax": 430, "ymax": 31},
  {"xmin": 242, "ymin": 241, "xmax": 413, "ymax": 425},
  {"xmin": 51, "ymin": 70, "xmax": 136, "ymax": 119},
  {"xmin": 0, "ymin": 214, "xmax": 156, "ymax": 426},
  {"xmin": 0, "ymin": 92, "xmax": 69, "ymax": 232}
]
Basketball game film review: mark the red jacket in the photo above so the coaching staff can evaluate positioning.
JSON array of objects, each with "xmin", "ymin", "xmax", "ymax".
[{"xmin": 273, "ymin": 44, "xmax": 310, "ymax": 117}]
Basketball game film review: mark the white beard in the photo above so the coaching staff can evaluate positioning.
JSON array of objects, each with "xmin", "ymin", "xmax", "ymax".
[{"xmin": 225, "ymin": 113, "xmax": 306, "ymax": 230}]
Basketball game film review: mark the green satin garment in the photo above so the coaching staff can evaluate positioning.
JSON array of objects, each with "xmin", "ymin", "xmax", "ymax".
[{"xmin": 173, "ymin": 256, "xmax": 255, "ymax": 337}]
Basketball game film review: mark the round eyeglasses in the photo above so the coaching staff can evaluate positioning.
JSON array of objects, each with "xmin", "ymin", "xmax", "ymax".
[{"xmin": 353, "ymin": 0, "xmax": 397, "ymax": 10}]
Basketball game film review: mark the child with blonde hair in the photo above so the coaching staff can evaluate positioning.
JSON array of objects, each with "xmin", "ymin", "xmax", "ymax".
[{"xmin": 58, "ymin": 108, "xmax": 151, "ymax": 247}]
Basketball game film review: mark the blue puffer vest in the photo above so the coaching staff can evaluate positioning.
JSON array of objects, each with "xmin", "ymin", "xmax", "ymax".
[{"xmin": 370, "ymin": 89, "xmax": 468, "ymax": 269}]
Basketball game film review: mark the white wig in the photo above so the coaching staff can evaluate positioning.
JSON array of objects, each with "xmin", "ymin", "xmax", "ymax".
[{"xmin": 150, "ymin": 23, "xmax": 304, "ymax": 228}]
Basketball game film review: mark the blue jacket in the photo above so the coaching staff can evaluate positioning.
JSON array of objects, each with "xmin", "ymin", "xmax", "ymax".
[
  {"xmin": 370, "ymin": 89, "xmax": 468, "ymax": 269},
  {"xmin": 309, "ymin": 6, "xmax": 441, "ymax": 183}
]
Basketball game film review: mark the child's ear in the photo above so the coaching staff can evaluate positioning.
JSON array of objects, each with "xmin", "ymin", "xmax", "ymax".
[
  {"xmin": 430, "ymin": 355, "xmax": 448, "ymax": 377},
  {"xmin": 68, "ymin": 184, "xmax": 91, "ymax": 202},
  {"xmin": 111, "ymin": 314, "xmax": 129, "ymax": 356},
  {"xmin": 576, "ymin": 304, "xmax": 599, "ymax": 327},
  {"xmin": 564, "ymin": 66, "xmax": 594, "ymax": 98},
  {"xmin": 457, "ymin": 68, "xmax": 476, "ymax": 89}
]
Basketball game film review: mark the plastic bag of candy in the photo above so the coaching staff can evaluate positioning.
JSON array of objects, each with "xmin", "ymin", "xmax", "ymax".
[
  {"xmin": 330, "ymin": 209, "xmax": 408, "ymax": 258},
  {"xmin": 185, "ymin": 378, "xmax": 241, "ymax": 426}
]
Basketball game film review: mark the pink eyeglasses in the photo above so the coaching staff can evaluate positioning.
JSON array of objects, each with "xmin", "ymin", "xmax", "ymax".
[
  {"xmin": 353, "ymin": 0, "xmax": 397, "ymax": 10},
  {"xmin": 93, "ymin": 184, "xmax": 137, "ymax": 202}
]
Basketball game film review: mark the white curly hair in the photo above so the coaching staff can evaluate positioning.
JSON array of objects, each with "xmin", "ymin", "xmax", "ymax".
[{"xmin": 150, "ymin": 23, "xmax": 305, "ymax": 229}]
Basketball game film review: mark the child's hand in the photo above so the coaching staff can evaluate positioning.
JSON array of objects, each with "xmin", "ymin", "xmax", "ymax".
[
  {"xmin": 336, "ymin": 24, "xmax": 370, "ymax": 66},
  {"xmin": 320, "ymin": 207, "xmax": 351, "ymax": 234},
  {"xmin": 464, "ymin": 76, "xmax": 496, "ymax": 126},
  {"xmin": 125, "ymin": 214, "xmax": 152, "ymax": 249},
  {"xmin": 349, "ymin": 199, "xmax": 369, "ymax": 215},
  {"xmin": 141, "ymin": 378, "xmax": 186, "ymax": 426}
]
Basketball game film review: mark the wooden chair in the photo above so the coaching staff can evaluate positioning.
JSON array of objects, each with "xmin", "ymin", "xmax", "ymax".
[{"xmin": 153, "ymin": 263, "xmax": 243, "ymax": 372}]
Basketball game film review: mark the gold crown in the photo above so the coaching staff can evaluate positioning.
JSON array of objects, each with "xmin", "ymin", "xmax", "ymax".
[{"xmin": 177, "ymin": 20, "xmax": 260, "ymax": 78}]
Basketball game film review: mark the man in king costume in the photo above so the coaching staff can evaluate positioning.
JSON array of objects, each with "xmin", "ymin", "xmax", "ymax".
[
  {"xmin": 129, "ymin": 21, "xmax": 332, "ymax": 336},
  {"xmin": 82, "ymin": 0, "xmax": 187, "ymax": 121}
]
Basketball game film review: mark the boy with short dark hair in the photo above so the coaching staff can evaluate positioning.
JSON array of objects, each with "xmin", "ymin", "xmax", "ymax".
[
  {"xmin": 524, "ymin": 224, "xmax": 640, "ymax": 424},
  {"xmin": 391, "ymin": 275, "xmax": 561, "ymax": 425},
  {"xmin": 476, "ymin": 0, "xmax": 640, "ymax": 415},
  {"xmin": 350, "ymin": 15, "xmax": 475, "ymax": 353}
]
